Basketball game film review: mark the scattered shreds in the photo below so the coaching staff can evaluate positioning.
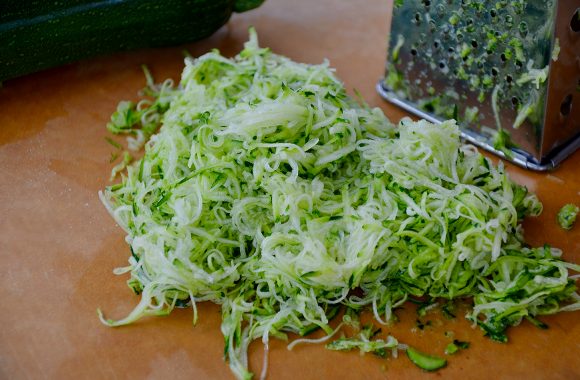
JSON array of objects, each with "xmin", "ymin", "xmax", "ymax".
[
  {"xmin": 557, "ymin": 204, "xmax": 579, "ymax": 231},
  {"xmin": 99, "ymin": 29, "xmax": 580, "ymax": 379}
]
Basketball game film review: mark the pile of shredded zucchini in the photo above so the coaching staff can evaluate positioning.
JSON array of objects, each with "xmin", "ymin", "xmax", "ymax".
[{"xmin": 99, "ymin": 30, "xmax": 580, "ymax": 379}]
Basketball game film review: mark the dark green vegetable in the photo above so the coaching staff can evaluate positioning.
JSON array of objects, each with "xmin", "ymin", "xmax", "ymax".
[
  {"xmin": 444, "ymin": 343, "xmax": 459, "ymax": 355},
  {"xmin": 441, "ymin": 301, "xmax": 457, "ymax": 319},
  {"xmin": 445, "ymin": 340, "xmax": 470, "ymax": 355},
  {"xmin": 557, "ymin": 204, "xmax": 579, "ymax": 231},
  {"xmin": 525, "ymin": 315, "xmax": 548, "ymax": 330},
  {"xmin": 326, "ymin": 325, "xmax": 398, "ymax": 358},
  {"xmin": 0, "ymin": 0, "xmax": 265, "ymax": 81},
  {"xmin": 406, "ymin": 347, "xmax": 447, "ymax": 371}
]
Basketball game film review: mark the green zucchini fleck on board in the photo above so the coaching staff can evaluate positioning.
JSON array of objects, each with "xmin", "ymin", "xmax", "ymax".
[{"xmin": 0, "ymin": 0, "xmax": 265, "ymax": 81}]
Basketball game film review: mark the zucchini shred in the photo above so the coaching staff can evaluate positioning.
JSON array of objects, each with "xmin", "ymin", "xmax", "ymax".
[{"xmin": 98, "ymin": 29, "xmax": 580, "ymax": 379}]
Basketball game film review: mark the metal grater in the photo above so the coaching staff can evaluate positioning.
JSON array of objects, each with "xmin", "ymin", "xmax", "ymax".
[{"xmin": 378, "ymin": 0, "xmax": 580, "ymax": 170}]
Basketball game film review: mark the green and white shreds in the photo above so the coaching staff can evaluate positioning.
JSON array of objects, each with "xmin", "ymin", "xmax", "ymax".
[{"xmin": 99, "ymin": 30, "xmax": 580, "ymax": 379}]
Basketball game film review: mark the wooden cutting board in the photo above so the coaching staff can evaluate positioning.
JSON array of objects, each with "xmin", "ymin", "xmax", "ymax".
[{"xmin": 1, "ymin": 0, "xmax": 578, "ymax": 378}]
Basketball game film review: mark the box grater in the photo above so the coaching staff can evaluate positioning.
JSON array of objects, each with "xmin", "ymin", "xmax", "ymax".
[{"xmin": 378, "ymin": 0, "xmax": 580, "ymax": 170}]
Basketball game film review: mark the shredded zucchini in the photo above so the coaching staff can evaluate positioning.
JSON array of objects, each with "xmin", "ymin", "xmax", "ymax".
[
  {"xmin": 406, "ymin": 347, "xmax": 447, "ymax": 371},
  {"xmin": 557, "ymin": 204, "xmax": 579, "ymax": 231},
  {"xmin": 326, "ymin": 324, "xmax": 398, "ymax": 358},
  {"xmin": 99, "ymin": 29, "xmax": 580, "ymax": 379},
  {"xmin": 444, "ymin": 339, "xmax": 469, "ymax": 355}
]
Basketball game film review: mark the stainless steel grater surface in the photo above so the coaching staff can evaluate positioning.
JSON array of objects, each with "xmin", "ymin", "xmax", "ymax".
[{"xmin": 378, "ymin": 0, "xmax": 580, "ymax": 170}]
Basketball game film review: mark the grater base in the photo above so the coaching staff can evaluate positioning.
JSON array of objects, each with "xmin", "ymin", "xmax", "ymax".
[{"xmin": 377, "ymin": 80, "xmax": 580, "ymax": 171}]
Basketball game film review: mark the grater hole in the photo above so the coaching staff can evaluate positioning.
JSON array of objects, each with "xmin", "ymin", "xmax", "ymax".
[
  {"xmin": 505, "ymin": 15, "xmax": 513, "ymax": 27},
  {"xmin": 491, "ymin": 67, "xmax": 499, "ymax": 76},
  {"xmin": 511, "ymin": 97, "xmax": 519, "ymax": 106},
  {"xmin": 429, "ymin": 20, "xmax": 437, "ymax": 32},
  {"xmin": 411, "ymin": 48, "xmax": 418, "ymax": 56},
  {"xmin": 506, "ymin": 75, "xmax": 513, "ymax": 84},
  {"xmin": 471, "ymin": 40, "xmax": 478, "ymax": 48},
  {"xmin": 439, "ymin": 61, "xmax": 449, "ymax": 73},
  {"xmin": 571, "ymin": 8, "xmax": 580, "ymax": 32},
  {"xmin": 560, "ymin": 94, "xmax": 573, "ymax": 116},
  {"xmin": 414, "ymin": 12, "xmax": 422, "ymax": 23},
  {"xmin": 519, "ymin": 21, "xmax": 528, "ymax": 37}
]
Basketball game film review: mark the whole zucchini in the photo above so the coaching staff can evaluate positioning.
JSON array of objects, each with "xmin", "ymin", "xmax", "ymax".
[{"xmin": 0, "ymin": 0, "xmax": 265, "ymax": 82}]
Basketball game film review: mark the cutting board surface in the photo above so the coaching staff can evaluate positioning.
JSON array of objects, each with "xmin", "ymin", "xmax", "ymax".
[{"xmin": 1, "ymin": 1, "xmax": 579, "ymax": 379}]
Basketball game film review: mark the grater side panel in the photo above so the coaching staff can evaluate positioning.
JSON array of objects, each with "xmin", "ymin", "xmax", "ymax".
[{"xmin": 541, "ymin": 0, "xmax": 580, "ymax": 162}]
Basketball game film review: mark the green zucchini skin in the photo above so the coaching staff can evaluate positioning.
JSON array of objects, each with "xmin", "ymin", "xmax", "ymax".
[{"xmin": 0, "ymin": 0, "xmax": 265, "ymax": 81}]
